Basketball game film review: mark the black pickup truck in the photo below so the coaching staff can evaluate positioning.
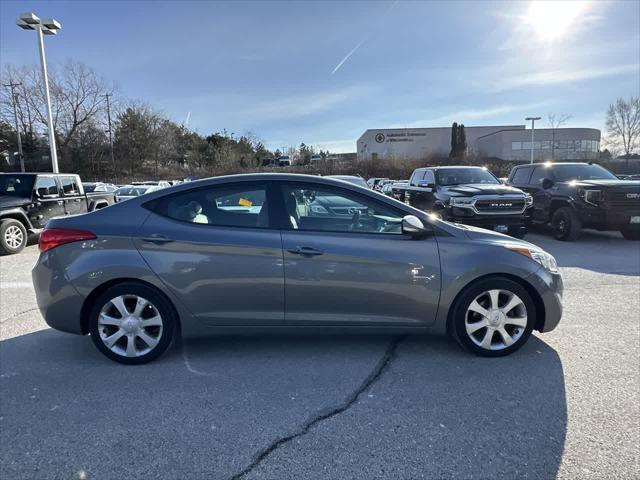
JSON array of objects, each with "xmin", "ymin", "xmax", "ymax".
[
  {"xmin": 0, "ymin": 173, "xmax": 115, "ymax": 254},
  {"xmin": 507, "ymin": 162, "xmax": 640, "ymax": 241},
  {"xmin": 395, "ymin": 166, "xmax": 533, "ymax": 238}
]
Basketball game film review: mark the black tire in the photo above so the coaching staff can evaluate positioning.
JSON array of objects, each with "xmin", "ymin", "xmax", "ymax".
[
  {"xmin": 551, "ymin": 206, "xmax": 581, "ymax": 241},
  {"xmin": 507, "ymin": 226, "xmax": 527, "ymax": 239},
  {"xmin": 451, "ymin": 277, "xmax": 536, "ymax": 357},
  {"xmin": 0, "ymin": 218, "xmax": 28, "ymax": 255},
  {"xmin": 621, "ymin": 228, "xmax": 640, "ymax": 241},
  {"xmin": 89, "ymin": 282, "xmax": 177, "ymax": 365}
]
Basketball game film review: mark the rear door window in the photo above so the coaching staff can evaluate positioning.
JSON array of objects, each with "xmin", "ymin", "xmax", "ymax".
[
  {"xmin": 147, "ymin": 183, "xmax": 270, "ymax": 228},
  {"xmin": 60, "ymin": 176, "xmax": 80, "ymax": 196}
]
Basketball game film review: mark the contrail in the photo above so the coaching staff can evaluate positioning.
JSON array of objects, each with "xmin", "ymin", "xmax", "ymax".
[
  {"xmin": 330, "ymin": 0, "xmax": 399, "ymax": 76},
  {"xmin": 331, "ymin": 38, "xmax": 367, "ymax": 75}
]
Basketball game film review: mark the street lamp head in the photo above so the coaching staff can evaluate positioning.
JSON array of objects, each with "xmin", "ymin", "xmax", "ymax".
[
  {"xmin": 18, "ymin": 12, "xmax": 40, "ymax": 24},
  {"xmin": 525, "ymin": 116, "xmax": 542, "ymax": 121},
  {"xmin": 41, "ymin": 19, "xmax": 62, "ymax": 30}
]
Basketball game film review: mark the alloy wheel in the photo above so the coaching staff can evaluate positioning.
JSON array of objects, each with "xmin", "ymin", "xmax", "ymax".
[
  {"xmin": 4, "ymin": 225, "xmax": 24, "ymax": 249},
  {"xmin": 464, "ymin": 289, "xmax": 527, "ymax": 351},
  {"xmin": 98, "ymin": 295, "xmax": 163, "ymax": 358}
]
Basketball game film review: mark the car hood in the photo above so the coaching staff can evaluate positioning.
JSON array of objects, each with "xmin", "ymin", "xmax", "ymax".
[
  {"xmin": 442, "ymin": 183, "xmax": 525, "ymax": 197},
  {"xmin": 460, "ymin": 224, "xmax": 539, "ymax": 249},
  {"xmin": 0, "ymin": 195, "xmax": 30, "ymax": 209},
  {"xmin": 565, "ymin": 179, "xmax": 640, "ymax": 189}
]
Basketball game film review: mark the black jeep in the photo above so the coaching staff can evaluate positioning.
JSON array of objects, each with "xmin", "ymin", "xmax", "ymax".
[
  {"xmin": 507, "ymin": 162, "xmax": 640, "ymax": 241},
  {"xmin": 0, "ymin": 173, "xmax": 115, "ymax": 254}
]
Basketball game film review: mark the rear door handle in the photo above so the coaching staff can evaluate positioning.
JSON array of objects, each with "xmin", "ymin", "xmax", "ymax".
[
  {"xmin": 287, "ymin": 246, "xmax": 323, "ymax": 256},
  {"xmin": 141, "ymin": 234, "xmax": 174, "ymax": 244}
]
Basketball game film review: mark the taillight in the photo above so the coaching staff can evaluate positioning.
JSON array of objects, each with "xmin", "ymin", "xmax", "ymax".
[{"xmin": 39, "ymin": 228, "xmax": 97, "ymax": 253}]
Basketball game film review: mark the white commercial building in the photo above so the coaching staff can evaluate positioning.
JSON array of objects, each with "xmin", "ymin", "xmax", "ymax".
[{"xmin": 357, "ymin": 125, "xmax": 601, "ymax": 162}]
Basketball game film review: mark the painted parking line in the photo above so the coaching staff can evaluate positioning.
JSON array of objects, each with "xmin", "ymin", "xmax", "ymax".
[{"xmin": 0, "ymin": 282, "xmax": 33, "ymax": 289}]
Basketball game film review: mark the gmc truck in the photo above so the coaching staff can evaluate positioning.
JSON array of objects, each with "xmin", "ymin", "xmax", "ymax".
[
  {"xmin": 0, "ymin": 173, "xmax": 115, "ymax": 255},
  {"xmin": 395, "ymin": 166, "xmax": 533, "ymax": 238},
  {"xmin": 507, "ymin": 162, "xmax": 640, "ymax": 241}
]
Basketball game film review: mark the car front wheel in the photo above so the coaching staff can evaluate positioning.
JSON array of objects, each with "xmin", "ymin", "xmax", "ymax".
[
  {"xmin": 89, "ymin": 282, "xmax": 177, "ymax": 364},
  {"xmin": 0, "ymin": 218, "xmax": 28, "ymax": 255},
  {"xmin": 452, "ymin": 277, "xmax": 536, "ymax": 357},
  {"xmin": 551, "ymin": 206, "xmax": 581, "ymax": 241}
]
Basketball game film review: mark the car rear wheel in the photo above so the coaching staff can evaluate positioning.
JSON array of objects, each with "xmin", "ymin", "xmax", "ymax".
[
  {"xmin": 452, "ymin": 277, "xmax": 536, "ymax": 357},
  {"xmin": 551, "ymin": 206, "xmax": 581, "ymax": 241},
  {"xmin": 0, "ymin": 219, "xmax": 28, "ymax": 255},
  {"xmin": 89, "ymin": 282, "xmax": 177, "ymax": 364},
  {"xmin": 621, "ymin": 228, "xmax": 640, "ymax": 241}
]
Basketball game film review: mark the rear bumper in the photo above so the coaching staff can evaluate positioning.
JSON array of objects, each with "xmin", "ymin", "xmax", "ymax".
[
  {"xmin": 526, "ymin": 268, "xmax": 563, "ymax": 333},
  {"xmin": 32, "ymin": 251, "xmax": 85, "ymax": 335}
]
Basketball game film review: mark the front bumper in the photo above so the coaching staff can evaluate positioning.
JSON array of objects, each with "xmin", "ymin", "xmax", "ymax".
[
  {"xmin": 32, "ymin": 250, "xmax": 86, "ymax": 335},
  {"xmin": 578, "ymin": 204, "xmax": 640, "ymax": 230},
  {"xmin": 526, "ymin": 268, "xmax": 563, "ymax": 333},
  {"xmin": 444, "ymin": 207, "xmax": 530, "ymax": 230}
]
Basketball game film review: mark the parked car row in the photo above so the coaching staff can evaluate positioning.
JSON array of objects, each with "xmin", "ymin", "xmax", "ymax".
[
  {"xmin": 0, "ymin": 174, "xmax": 181, "ymax": 255},
  {"xmin": 1, "ymin": 173, "xmax": 115, "ymax": 255},
  {"xmin": 375, "ymin": 162, "xmax": 639, "ymax": 242}
]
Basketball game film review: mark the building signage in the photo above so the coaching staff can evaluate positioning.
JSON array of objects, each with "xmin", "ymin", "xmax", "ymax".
[{"xmin": 375, "ymin": 131, "xmax": 427, "ymax": 143}]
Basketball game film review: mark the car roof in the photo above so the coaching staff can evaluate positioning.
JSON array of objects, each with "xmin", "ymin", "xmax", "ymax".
[{"xmin": 517, "ymin": 162, "xmax": 590, "ymax": 168}]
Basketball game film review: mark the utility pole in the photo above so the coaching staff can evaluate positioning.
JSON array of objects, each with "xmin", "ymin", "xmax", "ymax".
[
  {"xmin": 4, "ymin": 81, "xmax": 25, "ymax": 172},
  {"xmin": 103, "ymin": 93, "xmax": 117, "ymax": 182}
]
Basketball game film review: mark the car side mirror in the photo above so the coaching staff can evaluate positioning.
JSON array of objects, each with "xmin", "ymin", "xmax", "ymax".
[
  {"xmin": 402, "ymin": 215, "xmax": 428, "ymax": 236},
  {"xmin": 541, "ymin": 178, "xmax": 554, "ymax": 190},
  {"xmin": 417, "ymin": 181, "xmax": 435, "ymax": 192}
]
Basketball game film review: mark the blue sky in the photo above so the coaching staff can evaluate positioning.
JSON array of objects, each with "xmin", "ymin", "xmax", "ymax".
[{"xmin": 1, "ymin": 0, "xmax": 638, "ymax": 152}]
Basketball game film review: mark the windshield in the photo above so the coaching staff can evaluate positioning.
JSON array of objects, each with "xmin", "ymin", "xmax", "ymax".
[
  {"xmin": 0, "ymin": 175, "xmax": 36, "ymax": 197},
  {"xmin": 83, "ymin": 183, "xmax": 97, "ymax": 192},
  {"xmin": 436, "ymin": 168, "xmax": 499, "ymax": 186},
  {"xmin": 552, "ymin": 164, "xmax": 618, "ymax": 182}
]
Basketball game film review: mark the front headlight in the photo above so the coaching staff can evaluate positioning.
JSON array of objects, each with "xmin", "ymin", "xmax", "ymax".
[
  {"xmin": 506, "ymin": 245, "xmax": 558, "ymax": 273},
  {"xmin": 524, "ymin": 194, "xmax": 533, "ymax": 206},
  {"xmin": 578, "ymin": 189, "xmax": 602, "ymax": 206},
  {"xmin": 450, "ymin": 197, "xmax": 474, "ymax": 207}
]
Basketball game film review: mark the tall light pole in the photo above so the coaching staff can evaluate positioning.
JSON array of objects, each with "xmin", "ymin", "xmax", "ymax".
[
  {"xmin": 16, "ymin": 13, "xmax": 62, "ymax": 173},
  {"xmin": 3, "ymin": 81, "xmax": 25, "ymax": 172},
  {"xmin": 525, "ymin": 116, "xmax": 541, "ymax": 164},
  {"xmin": 103, "ymin": 93, "xmax": 117, "ymax": 182}
]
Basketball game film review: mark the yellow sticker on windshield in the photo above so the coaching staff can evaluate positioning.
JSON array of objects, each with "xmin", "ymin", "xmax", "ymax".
[{"xmin": 238, "ymin": 198, "xmax": 252, "ymax": 207}]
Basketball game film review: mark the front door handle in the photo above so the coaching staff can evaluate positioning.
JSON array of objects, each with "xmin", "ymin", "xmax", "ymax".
[
  {"xmin": 287, "ymin": 246, "xmax": 323, "ymax": 256},
  {"xmin": 141, "ymin": 234, "xmax": 174, "ymax": 245}
]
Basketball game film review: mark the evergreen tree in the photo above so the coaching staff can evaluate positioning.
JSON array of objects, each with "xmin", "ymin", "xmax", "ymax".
[
  {"xmin": 450, "ymin": 122, "xmax": 458, "ymax": 157},
  {"xmin": 458, "ymin": 124, "xmax": 467, "ymax": 155}
]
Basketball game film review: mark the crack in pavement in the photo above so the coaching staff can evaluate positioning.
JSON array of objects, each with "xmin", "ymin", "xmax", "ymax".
[
  {"xmin": 230, "ymin": 335, "xmax": 405, "ymax": 480},
  {"xmin": 0, "ymin": 307, "xmax": 40, "ymax": 324}
]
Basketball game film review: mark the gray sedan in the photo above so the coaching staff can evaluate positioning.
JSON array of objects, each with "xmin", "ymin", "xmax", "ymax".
[{"xmin": 32, "ymin": 174, "xmax": 563, "ymax": 364}]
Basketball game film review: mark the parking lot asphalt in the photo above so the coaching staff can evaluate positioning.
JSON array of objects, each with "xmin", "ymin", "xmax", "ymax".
[{"xmin": 1, "ymin": 230, "xmax": 638, "ymax": 479}]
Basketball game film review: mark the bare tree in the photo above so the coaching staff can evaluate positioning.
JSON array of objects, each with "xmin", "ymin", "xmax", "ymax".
[
  {"xmin": 547, "ymin": 113, "xmax": 572, "ymax": 160},
  {"xmin": 1, "ymin": 61, "xmax": 115, "ymax": 167},
  {"xmin": 606, "ymin": 96, "xmax": 640, "ymax": 157}
]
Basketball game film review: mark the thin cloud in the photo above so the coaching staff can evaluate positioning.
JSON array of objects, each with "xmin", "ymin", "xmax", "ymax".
[
  {"xmin": 495, "ymin": 64, "xmax": 639, "ymax": 91},
  {"xmin": 330, "ymin": 0, "xmax": 399, "ymax": 75}
]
